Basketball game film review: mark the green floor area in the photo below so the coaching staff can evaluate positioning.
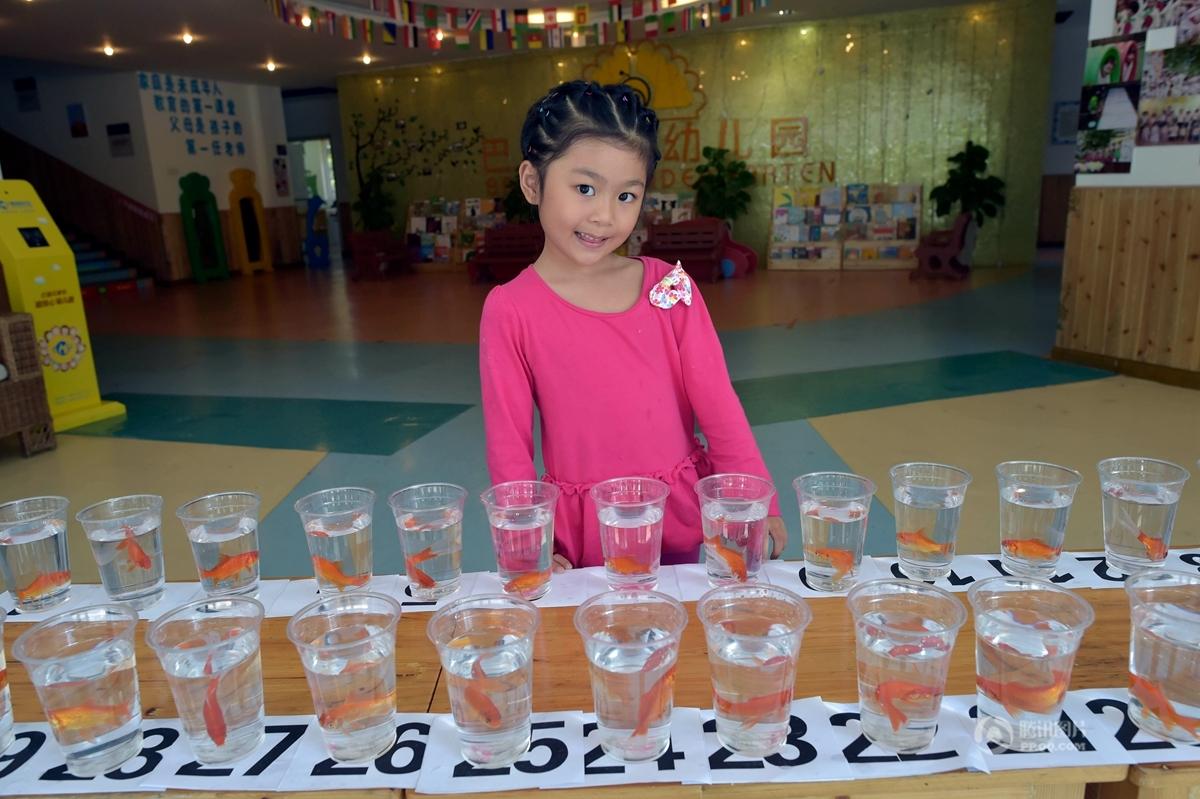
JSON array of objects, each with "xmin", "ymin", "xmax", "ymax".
[
  {"xmin": 732, "ymin": 351, "xmax": 1113, "ymax": 425},
  {"xmin": 71, "ymin": 393, "xmax": 474, "ymax": 455}
]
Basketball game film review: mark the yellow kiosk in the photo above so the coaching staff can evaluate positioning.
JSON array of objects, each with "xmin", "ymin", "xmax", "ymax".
[{"xmin": 0, "ymin": 180, "xmax": 125, "ymax": 430}]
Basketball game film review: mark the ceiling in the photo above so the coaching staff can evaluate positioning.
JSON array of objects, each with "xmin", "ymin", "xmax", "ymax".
[{"xmin": 0, "ymin": 0, "xmax": 988, "ymax": 89}]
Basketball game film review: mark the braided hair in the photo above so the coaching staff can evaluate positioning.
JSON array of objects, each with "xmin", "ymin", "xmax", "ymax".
[{"xmin": 520, "ymin": 80, "xmax": 661, "ymax": 185}]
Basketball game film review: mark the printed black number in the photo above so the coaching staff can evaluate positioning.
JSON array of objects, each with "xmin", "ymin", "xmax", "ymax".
[
  {"xmin": 763, "ymin": 714, "xmax": 818, "ymax": 767},
  {"xmin": 703, "ymin": 717, "xmax": 763, "ymax": 770},
  {"xmin": 375, "ymin": 722, "xmax": 430, "ymax": 775},
  {"xmin": 1073, "ymin": 556, "xmax": 1127, "ymax": 583},
  {"xmin": 829, "ymin": 711, "xmax": 957, "ymax": 763},
  {"xmin": 0, "ymin": 731, "xmax": 46, "ymax": 779},
  {"xmin": 1086, "ymin": 698, "xmax": 1176, "ymax": 751},
  {"xmin": 513, "ymin": 720, "xmax": 569, "ymax": 774},
  {"xmin": 987, "ymin": 558, "xmax": 1075, "ymax": 584},
  {"xmin": 244, "ymin": 723, "xmax": 308, "ymax": 777},
  {"xmin": 582, "ymin": 722, "xmax": 624, "ymax": 775},
  {"xmin": 105, "ymin": 726, "xmax": 180, "ymax": 780}
]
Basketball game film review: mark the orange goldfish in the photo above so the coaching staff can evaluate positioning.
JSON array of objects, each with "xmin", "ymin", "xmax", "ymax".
[
  {"xmin": 405, "ymin": 546, "xmax": 438, "ymax": 589},
  {"xmin": 704, "ymin": 535, "xmax": 748, "ymax": 581},
  {"xmin": 875, "ymin": 680, "xmax": 941, "ymax": 732},
  {"xmin": 715, "ymin": 688, "xmax": 793, "ymax": 729},
  {"xmin": 460, "ymin": 658, "xmax": 502, "ymax": 729},
  {"xmin": 16, "ymin": 570, "xmax": 70, "ymax": 602},
  {"xmin": 976, "ymin": 670, "xmax": 1070, "ymax": 716},
  {"xmin": 896, "ymin": 529, "xmax": 951, "ymax": 556},
  {"xmin": 1001, "ymin": 538, "xmax": 1061, "ymax": 561},
  {"xmin": 47, "ymin": 701, "xmax": 131, "ymax": 734},
  {"xmin": 633, "ymin": 666, "xmax": 676, "ymax": 737},
  {"xmin": 202, "ymin": 655, "xmax": 226, "ymax": 747},
  {"xmin": 312, "ymin": 556, "xmax": 369, "ymax": 591},
  {"xmin": 607, "ymin": 555, "xmax": 652, "ymax": 575},
  {"xmin": 1129, "ymin": 674, "xmax": 1200, "ymax": 738},
  {"xmin": 117, "ymin": 525, "xmax": 152, "ymax": 571},
  {"xmin": 319, "ymin": 690, "xmax": 397, "ymax": 730},
  {"xmin": 812, "ymin": 547, "xmax": 855, "ymax": 580},
  {"xmin": 1008, "ymin": 609, "xmax": 1054, "ymax": 631},
  {"xmin": 1137, "ymin": 531, "xmax": 1168, "ymax": 561},
  {"xmin": 503, "ymin": 569, "xmax": 550, "ymax": 597},
  {"xmin": 199, "ymin": 550, "xmax": 259, "ymax": 583}
]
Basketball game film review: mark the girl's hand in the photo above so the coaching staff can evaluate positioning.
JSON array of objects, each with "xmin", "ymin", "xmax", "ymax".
[
  {"xmin": 552, "ymin": 553, "xmax": 573, "ymax": 573},
  {"xmin": 767, "ymin": 516, "xmax": 788, "ymax": 559}
]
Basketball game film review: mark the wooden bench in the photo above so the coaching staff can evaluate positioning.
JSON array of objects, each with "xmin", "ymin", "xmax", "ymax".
[
  {"xmin": 639, "ymin": 217, "xmax": 757, "ymax": 282},
  {"xmin": 469, "ymin": 223, "xmax": 544, "ymax": 284},
  {"xmin": 347, "ymin": 230, "xmax": 412, "ymax": 281}
]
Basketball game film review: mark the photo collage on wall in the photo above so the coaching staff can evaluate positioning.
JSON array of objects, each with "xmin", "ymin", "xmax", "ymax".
[{"xmin": 1078, "ymin": 1, "xmax": 1200, "ymax": 172}]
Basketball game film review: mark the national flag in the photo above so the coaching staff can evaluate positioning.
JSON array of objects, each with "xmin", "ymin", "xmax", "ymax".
[
  {"xmin": 609, "ymin": 0, "xmax": 623, "ymax": 22},
  {"xmin": 644, "ymin": 13, "xmax": 658, "ymax": 36},
  {"xmin": 544, "ymin": 6, "xmax": 558, "ymax": 27},
  {"xmin": 575, "ymin": 4, "xmax": 589, "ymax": 24},
  {"xmin": 526, "ymin": 30, "xmax": 544, "ymax": 48},
  {"xmin": 382, "ymin": 22, "xmax": 397, "ymax": 43},
  {"xmin": 361, "ymin": 18, "xmax": 373, "ymax": 41},
  {"xmin": 719, "ymin": 0, "xmax": 733, "ymax": 21},
  {"xmin": 464, "ymin": 8, "xmax": 482, "ymax": 30},
  {"xmin": 423, "ymin": 4, "xmax": 439, "ymax": 27},
  {"xmin": 662, "ymin": 10, "xmax": 676, "ymax": 32},
  {"xmin": 632, "ymin": 0, "xmax": 644, "ymax": 18},
  {"xmin": 341, "ymin": 15, "xmax": 355, "ymax": 38},
  {"xmin": 427, "ymin": 27, "xmax": 442, "ymax": 48}
]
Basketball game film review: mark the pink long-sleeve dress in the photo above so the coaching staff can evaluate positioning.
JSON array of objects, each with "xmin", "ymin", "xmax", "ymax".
[{"xmin": 479, "ymin": 256, "xmax": 780, "ymax": 567}]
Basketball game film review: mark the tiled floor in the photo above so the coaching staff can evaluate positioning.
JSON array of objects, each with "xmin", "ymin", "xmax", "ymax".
[{"xmin": 3, "ymin": 255, "xmax": 1197, "ymax": 586}]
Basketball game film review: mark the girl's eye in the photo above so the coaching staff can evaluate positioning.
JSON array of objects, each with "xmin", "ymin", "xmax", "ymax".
[
  {"xmin": 619, "ymin": 192, "xmax": 639, "ymax": 203},
  {"xmin": 577, "ymin": 184, "xmax": 595, "ymax": 197}
]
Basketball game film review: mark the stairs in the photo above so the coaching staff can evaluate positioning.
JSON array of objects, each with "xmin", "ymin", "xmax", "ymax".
[{"xmin": 67, "ymin": 234, "xmax": 154, "ymax": 301}]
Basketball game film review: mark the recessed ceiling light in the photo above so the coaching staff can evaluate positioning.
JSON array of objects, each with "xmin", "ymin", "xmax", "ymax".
[
  {"xmin": 182, "ymin": 32, "xmax": 194, "ymax": 44},
  {"xmin": 435, "ymin": 29, "xmax": 444, "ymax": 41},
  {"xmin": 301, "ymin": 13, "xmax": 312, "ymax": 27},
  {"xmin": 266, "ymin": 60, "xmax": 277, "ymax": 71},
  {"xmin": 103, "ymin": 44, "xmax": 115, "ymax": 56},
  {"xmin": 362, "ymin": 53, "xmax": 372, "ymax": 65}
]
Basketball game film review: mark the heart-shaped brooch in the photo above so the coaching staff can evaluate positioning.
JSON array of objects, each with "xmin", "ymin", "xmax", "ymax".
[{"xmin": 648, "ymin": 261, "xmax": 692, "ymax": 310}]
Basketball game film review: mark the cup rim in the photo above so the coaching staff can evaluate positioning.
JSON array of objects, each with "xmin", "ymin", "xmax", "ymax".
[
  {"xmin": 589, "ymin": 476, "xmax": 671, "ymax": 505},
  {"xmin": 176, "ymin": 491, "xmax": 262, "ymax": 523},
  {"xmin": 147, "ymin": 595, "xmax": 266, "ymax": 653},
  {"xmin": 693, "ymin": 473, "xmax": 777, "ymax": 503},
  {"xmin": 846, "ymin": 578, "xmax": 968, "ymax": 632},
  {"xmin": 966, "ymin": 575, "xmax": 1095, "ymax": 632},
  {"xmin": 427, "ymin": 592, "xmax": 540, "ymax": 650},
  {"xmin": 479, "ymin": 480, "xmax": 561, "ymax": 511},
  {"xmin": 293, "ymin": 486, "xmax": 376, "ymax": 517},
  {"xmin": 888, "ymin": 462, "xmax": 973, "ymax": 489},
  {"xmin": 573, "ymin": 588, "xmax": 688, "ymax": 646},
  {"xmin": 13, "ymin": 603, "xmax": 138, "ymax": 664},
  {"xmin": 1123, "ymin": 567, "xmax": 1200, "ymax": 594},
  {"xmin": 0, "ymin": 495, "xmax": 70, "ymax": 525},
  {"xmin": 77, "ymin": 494, "xmax": 164, "ymax": 524},
  {"xmin": 287, "ymin": 591, "xmax": 403, "ymax": 651},
  {"xmin": 994, "ymin": 461, "xmax": 1083, "ymax": 489},
  {"xmin": 387, "ymin": 483, "xmax": 468, "ymax": 512},
  {"xmin": 696, "ymin": 583, "xmax": 812, "ymax": 637},
  {"xmin": 1096, "ymin": 456, "xmax": 1191, "ymax": 484},
  {"xmin": 792, "ymin": 471, "xmax": 877, "ymax": 499}
]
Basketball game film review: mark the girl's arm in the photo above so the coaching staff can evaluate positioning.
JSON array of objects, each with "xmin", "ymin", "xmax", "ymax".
[
  {"xmin": 673, "ymin": 275, "xmax": 782, "ymax": 518},
  {"xmin": 479, "ymin": 288, "xmax": 537, "ymax": 483}
]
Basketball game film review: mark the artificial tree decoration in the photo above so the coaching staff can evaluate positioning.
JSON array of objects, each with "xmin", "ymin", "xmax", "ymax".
[
  {"xmin": 692, "ymin": 146, "xmax": 755, "ymax": 229},
  {"xmin": 348, "ymin": 98, "xmax": 484, "ymax": 231},
  {"xmin": 502, "ymin": 178, "xmax": 539, "ymax": 224},
  {"xmin": 929, "ymin": 140, "xmax": 1007, "ymax": 227}
]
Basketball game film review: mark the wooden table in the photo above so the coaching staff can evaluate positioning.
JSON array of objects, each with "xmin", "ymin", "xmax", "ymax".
[{"xmin": 4, "ymin": 586, "xmax": 1193, "ymax": 798}]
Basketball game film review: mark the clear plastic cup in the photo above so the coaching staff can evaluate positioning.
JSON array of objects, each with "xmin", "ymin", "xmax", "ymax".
[
  {"xmin": 0, "ymin": 496, "xmax": 71, "ymax": 612},
  {"xmin": 0, "ymin": 614, "xmax": 12, "ymax": 755},
  {"xmin": 574, "ymin": 590, "xmax": 687, "ymax": 762},
  {"xmin": 388, "ymin": 483, "xmax": 466, "ymax": 600},
  {"xmin": 794, "ymin": 472, "xmax": 874, "ymax": 591},
  {"xmin": 696, "ymin": 474, "xmax": 775, "ymax": 587},
  {"xmin": 13, "ymin": 604, "xmax": 141, "ymax": 776},
  {"xmin": 77, "ymin": 494, "xmax": 166, "ymax": 610},
  {"xmin": 1098, "ymin": 457, "xmax": 1190, "ymax": 575},
  {"xmin": 847, "ymin": 579, "xmax": 966, "ymax": 753},
  {"xmin": 289, "ymin": 592, "xmax": 402, "ymax": 762},
  {"xmin": 967, "ymin": 576, "xmax": 1094, "ymax": 752},
  {"xmin": 481, "ymin": 481, "xmax": 559, "ymax": 601},
  {"xmin": 995, "ymin": 462, "xmax": 1082, "ymax": 579},
  {"xmin": 147, "ymin": 596, "xmax": 266, "ymax": 763},
  {"xmin": 294, "ymin": 487, "xmax": 375, "ymax": 594},
  {"xmin": 428, "ymin": 594, "xmax": 539, "ymax": 767},
  {"xmin": 889, "ymin": 463, "xmax": 972, "ymax": 581},
  {"xmin": 177, "ymin": 492, "xmax": 262, "ymax": 597},
  {"xmin": 590, "ymin": 477, "xmax": 670, "ymax": 590},
  {"xmin": 698, "ymin": 584, "xmax": 811, "ymax": 757},
  {"xmin": 1125, "ymin": 569, "xmax": 1200, "ymax": 744}
]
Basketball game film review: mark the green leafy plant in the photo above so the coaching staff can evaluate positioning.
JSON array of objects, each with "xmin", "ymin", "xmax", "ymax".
[
  {"xmin": 929, "ymin": 140, "xmax": 1006, "ymax": 227},
  {"xmin": 348, "ymin": 98, "xmax": 484, "ymax": 231},
  {"xmin": 692, "ymin": 146, "xmax": 755, "ymax": 223},
  {"xmin": 502, "ymin": 178, "xmax": 538, "ymax": 224}
]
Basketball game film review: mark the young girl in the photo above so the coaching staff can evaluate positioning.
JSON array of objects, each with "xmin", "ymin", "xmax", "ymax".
[{"xmin": 479, "ymin": 80, "xmax": 785, "ymax": 570}]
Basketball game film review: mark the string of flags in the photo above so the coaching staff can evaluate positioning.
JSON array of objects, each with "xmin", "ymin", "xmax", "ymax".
[{"xmin": 263, "ymin": 0, "xmax": 771, "ymax": 52}]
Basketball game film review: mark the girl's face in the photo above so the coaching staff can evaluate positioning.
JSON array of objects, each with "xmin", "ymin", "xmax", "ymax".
[{"xmin": 520, "ymin": 137, "xmax": 647, "ymax": 269}]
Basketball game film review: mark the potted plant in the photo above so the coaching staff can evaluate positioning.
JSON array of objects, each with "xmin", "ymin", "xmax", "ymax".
[
  {"xmin": 502, "ymin": 178, "xmax": 538, "ymax": 224},
  {"xmin": 928, "ymin": 140, "xmax": 1006, "ymax": 266},
  {"xmin": 692, "ymin": 146, "xmax": 755, "ymax": 232}
]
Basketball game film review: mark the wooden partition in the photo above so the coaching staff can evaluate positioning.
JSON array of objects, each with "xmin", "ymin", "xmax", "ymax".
[{"xmin": 1055, "ymin": 186, "xmax": 1200, "ymax": 388}]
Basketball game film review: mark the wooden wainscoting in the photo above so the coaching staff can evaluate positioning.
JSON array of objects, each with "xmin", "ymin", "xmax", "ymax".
[
  {"xmin": 1055, "ymin": 186, "xmax": 1200, "ymax": 387},
  {"xmin": 159, "ymin": 206, "xmax": 305, "ymax": 282}
]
